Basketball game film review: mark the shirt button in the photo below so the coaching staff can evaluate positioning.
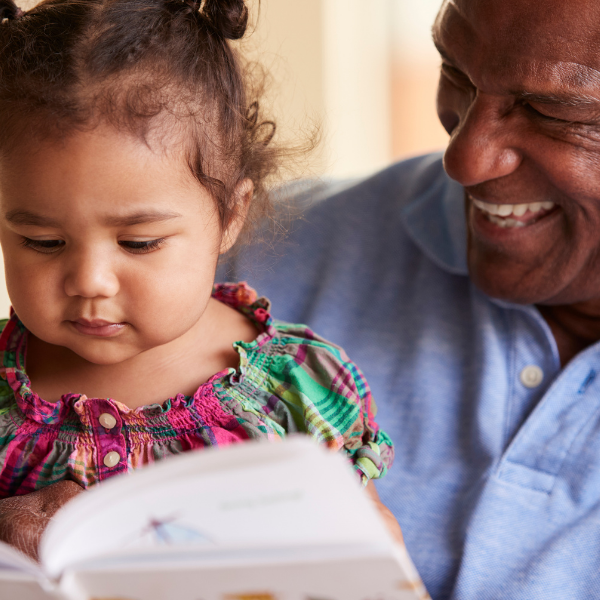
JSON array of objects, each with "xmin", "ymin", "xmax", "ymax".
[
  {"xmin": 99, "ymin": 413, "xmax": 117, "ymax": 429},
  {"xmin": 520, "ymin": 365, "xmax": 544, "ymax": 388},
  {"xmin": 103, "ymin": 451, "xmax": 121, "ymax": 468}
]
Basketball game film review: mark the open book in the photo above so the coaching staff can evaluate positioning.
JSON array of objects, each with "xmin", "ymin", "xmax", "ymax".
[{"xmin": 0, "ymin": 437, "xmax": 430, "ymax": 600}]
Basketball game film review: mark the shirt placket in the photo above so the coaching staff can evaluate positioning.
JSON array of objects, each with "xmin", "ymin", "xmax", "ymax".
[
  {"xmin": 497, "ymin": 350, "xmax": 600, "ymax": 493},
  {"xmin": 86, "ymin": 399, "xmax": 127, "ymax": 481}
]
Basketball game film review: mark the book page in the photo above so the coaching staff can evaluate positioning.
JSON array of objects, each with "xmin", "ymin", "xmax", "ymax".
[
  {"xmin": 0, "ymin": 572, "xmax": 63, "ymax": 600},
  {"xmin": 63, "ymin": 549, "xmax": 428, "ymax": 600},
  {"xmin": 0, "ymin": 567, "xmax": 60, "ymax": 600},
  {"xmin": 42, "ymin": 438, "xmax": 392, "ymax": 575},
  {"xmin": 0, "ymin": 538, "xmax": 47, "ymax": 577},
  {"xmin": 0, "ymin": 536, "xmax": 60, "ymax": 599},
  {"xmin": 41, "ymin": 437, "xmax": 429, "ymax": 600}
]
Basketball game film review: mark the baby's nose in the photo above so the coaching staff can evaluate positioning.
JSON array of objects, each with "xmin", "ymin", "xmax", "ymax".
[{"xmin": 63, "ymin": 248, "xmax": 120, "ymax": 299}]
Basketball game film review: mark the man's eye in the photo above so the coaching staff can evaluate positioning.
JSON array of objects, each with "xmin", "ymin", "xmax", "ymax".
[
  {"xmin": 20, "ymin": 238, "xmax": 65, "ymax": 254},
  {"xmin": 118, "ymin": 239, "xmax": 165, "ymax": 254},
  {"xmin": 523, "ymin": 102, "xmax": 567, "ymax": 123}
]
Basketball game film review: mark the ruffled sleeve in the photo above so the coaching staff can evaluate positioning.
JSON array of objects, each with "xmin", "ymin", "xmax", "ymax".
[{"xmin": 220, "ymin": 316, "xmax": 394, "ymax": 485}]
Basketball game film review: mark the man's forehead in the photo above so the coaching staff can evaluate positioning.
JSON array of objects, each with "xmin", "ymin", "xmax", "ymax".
[
  {"xmin": 443, "ymin": 0, "xmax": 600, "ymax": 56},
  {"xmin": 436, "ymin": 0, "xmax": 600, "ymax": 98},
  {"xmin": 449, "ymin": 0, "xmax": 600, "ymax": 30}
]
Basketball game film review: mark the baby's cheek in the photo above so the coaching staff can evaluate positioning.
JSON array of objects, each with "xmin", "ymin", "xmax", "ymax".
[
  {"xmin": 148, "ymin": 293, "xmax": 210, "ymax": 344},
  {"xmin": 122, "ymin": 249, "xmax": 217, "ymax": 344},
  {"xmin": 5, "ymin": 264, "xmax": 64, "ymax": 338},
  {"xmin": 124, "ymin": 284, "xmax": 207, "ymax": 346}
]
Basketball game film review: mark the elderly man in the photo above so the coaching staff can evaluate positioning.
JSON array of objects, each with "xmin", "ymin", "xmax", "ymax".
[
  {"xmin": 221, "ymin": 0, "xmax": 600, "ymax": 598},
  {"xmin": 3, "ymin": 0, "xmax": 600, "ymax": 598}
]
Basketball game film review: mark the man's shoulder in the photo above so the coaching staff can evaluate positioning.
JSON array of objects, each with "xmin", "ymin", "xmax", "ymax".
[
  {"xmin": 286, "ymin": 152, "xmax": 448, "ymax": 216},
  {"xmin": 275, "ymin": 151, "xmax": 466, "ymax": 276}
]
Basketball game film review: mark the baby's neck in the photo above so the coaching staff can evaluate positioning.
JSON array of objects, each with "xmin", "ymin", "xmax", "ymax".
[{"xmin": 25, "ymin": 299, "xmax": 258, "ymax": 408}]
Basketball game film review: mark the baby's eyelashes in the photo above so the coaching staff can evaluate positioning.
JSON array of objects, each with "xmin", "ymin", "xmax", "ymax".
[
  {"xmin": 20, "ymin": 237, "xmax": 65, "ymax": 254},
  {"xmin": 19, "ymin": 237, "xmax": 167, "ymax": 255},
  {"xmin": 118, "ymin": 238, "xmax": 166, "ymax": 254}
]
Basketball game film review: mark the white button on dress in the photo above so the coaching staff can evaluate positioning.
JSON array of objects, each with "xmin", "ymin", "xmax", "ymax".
[
  {"xmin": 520, "ymin": 365, "xmax": 544, "ymax": 389},
  {"xmin": 103, "ymin": 451, "xmax": 121, "ymax": 468},
  {"xmin": 99, "ymin": 413, "xmax": 117, "ymax": 429}
]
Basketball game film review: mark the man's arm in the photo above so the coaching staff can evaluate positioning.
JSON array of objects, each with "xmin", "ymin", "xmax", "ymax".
[{"xmin": 365, "ymin": 480, "xmax": 404, "ymax": 545}]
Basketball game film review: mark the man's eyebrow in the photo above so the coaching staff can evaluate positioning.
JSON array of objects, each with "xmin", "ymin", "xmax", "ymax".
[
  {"xmin": 430, "ymin": 36, "xmax": 600, "ymax": 109},
  {"xmin": 513, "ymin": 91, "xmax": 599, "ymax": 108}
]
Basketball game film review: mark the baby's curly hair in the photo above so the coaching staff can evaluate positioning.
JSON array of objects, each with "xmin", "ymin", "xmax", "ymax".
[{"xmin": 0, "ymin": 0, "xmax": 282, "ymax": 241}]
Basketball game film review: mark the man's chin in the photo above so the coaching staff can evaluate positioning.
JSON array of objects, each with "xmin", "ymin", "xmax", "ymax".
[{"xmin": 468, "ymin": 259, "xmax": 564, "ymax": 307}]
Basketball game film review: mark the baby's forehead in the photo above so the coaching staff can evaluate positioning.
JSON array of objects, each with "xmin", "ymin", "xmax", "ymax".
[
  {"xmin": 0, "ymin": 122, "xmax": 215, "ymax": 214},
  {"xmin": 2, "ymin": 105, "xmax": 217, "ymax": 172},
  {"xmin": 0, "ymin": 0, "xmax": 286, "ymax": 245}
]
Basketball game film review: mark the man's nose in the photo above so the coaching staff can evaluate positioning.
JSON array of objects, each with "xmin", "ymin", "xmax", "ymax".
[
  {"xmin": 63, "ymin": 248, "xmax": 120, "ymax": 299},
  {"xmin": 442, "ymin": 93, "xmax": 523, "ymax": 188}
]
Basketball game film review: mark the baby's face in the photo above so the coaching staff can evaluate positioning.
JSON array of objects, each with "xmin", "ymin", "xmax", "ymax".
[{"xmin": 0, "ymin": 125, "xmax": 241, "ymax": 365}]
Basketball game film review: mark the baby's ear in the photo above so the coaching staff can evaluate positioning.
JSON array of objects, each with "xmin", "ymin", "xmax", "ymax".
[{"xmin": 219, "ymin": 178, "xmax": 253, "ymax": 254}]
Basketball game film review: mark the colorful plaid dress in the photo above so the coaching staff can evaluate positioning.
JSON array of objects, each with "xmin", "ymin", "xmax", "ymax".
[{"xmin": 0, "ymin": 282, "xmax": 393, "ymax": 497}]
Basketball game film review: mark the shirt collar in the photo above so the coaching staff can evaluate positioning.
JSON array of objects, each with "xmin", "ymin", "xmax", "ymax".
[
  {"xmin": 399, "ymin": 154, "xmax": 469, "ymax": 276},
  {"xmin": 395, "ymin": 155, "xmax": 557, "ymax": 353}
]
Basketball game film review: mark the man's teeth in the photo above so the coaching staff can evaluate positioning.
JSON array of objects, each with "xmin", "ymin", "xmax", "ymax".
[
  {"xmin": 472, "ymin": 198, "xmax": 555, "ymax": 217},
  {"xmin": 487, "ymin": 215, "xmax": 526, "ymax": 228}
]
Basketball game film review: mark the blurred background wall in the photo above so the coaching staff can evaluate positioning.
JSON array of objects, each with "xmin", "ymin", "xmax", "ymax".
[
  {"xmin": 3, "ymin": 0, "xmax": 448, "ymax": 315},
  {"xmin": 244, "ymin": 0, "xmax": 448, "ymax": 178}
]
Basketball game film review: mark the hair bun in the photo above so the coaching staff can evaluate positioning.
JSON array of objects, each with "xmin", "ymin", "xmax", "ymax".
[
  {"xmin": 0, "ymin": 0, "xmax": 23, "ymax": 21},
  {"xmin": 201, "ymin": 0, "xmax": 248, "ymax": 40}
]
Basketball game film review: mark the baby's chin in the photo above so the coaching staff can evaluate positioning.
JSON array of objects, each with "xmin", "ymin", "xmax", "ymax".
[
  {"xmin": 65, "ymin": 331, "xmax": 181, "ymax": 366},
  {"xmin": 54, "ymin": 339, "xmax": 146, "ymax": 367},
  {"xmin": 27, "ymin": 319, "xmax": 195, "ymax": 368},
  {"xmin": 74, "ymin": 347, "xmax": 141, "ymax": 366}
]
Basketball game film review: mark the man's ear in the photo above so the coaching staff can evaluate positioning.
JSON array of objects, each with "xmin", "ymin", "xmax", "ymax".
[{"xmin": 219, "ymin": 178, "xmax": 254, "ymax": 254}]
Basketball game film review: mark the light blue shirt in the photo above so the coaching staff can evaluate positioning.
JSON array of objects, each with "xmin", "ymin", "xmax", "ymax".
[{"xmin": 219, "ymin": 153, "xmax": 600, "ymax": 599}]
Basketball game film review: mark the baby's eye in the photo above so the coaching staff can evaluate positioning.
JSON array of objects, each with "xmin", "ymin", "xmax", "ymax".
[
  {"xmin": 118, "ymin": 239, "xmax": 165, "ymax": 254},
  {"xmin": 21, "ymin": 238, "xmax": 65, "ymax": 254}
]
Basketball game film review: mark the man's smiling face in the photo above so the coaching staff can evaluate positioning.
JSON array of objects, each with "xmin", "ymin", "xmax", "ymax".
[{"xmin": 434, "ymin": 0, "xmax": 600, "ymax": 306}]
